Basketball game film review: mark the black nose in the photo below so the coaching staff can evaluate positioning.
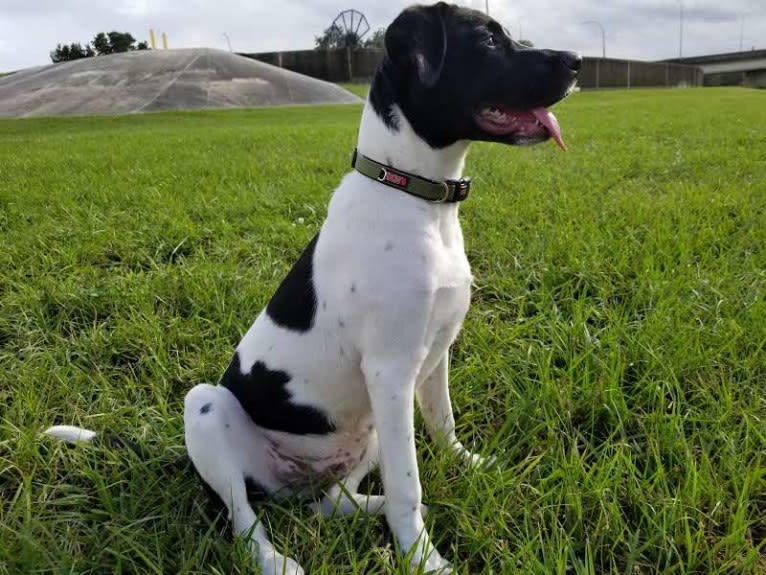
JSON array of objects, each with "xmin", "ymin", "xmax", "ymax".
[{"xmin": 560, "ymin": 51, "xmax": 582, "ymax": 73}]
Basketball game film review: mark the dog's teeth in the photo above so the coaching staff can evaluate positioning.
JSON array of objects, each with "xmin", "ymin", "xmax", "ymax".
[{"xmin": 483, "ymin": 107, "xmax": 507, "ymax": 122}]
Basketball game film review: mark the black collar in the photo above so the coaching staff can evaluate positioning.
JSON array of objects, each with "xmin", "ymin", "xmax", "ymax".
[{"xmin": 351, "ymin": 149, "xmax": 471, "ymax": 203}]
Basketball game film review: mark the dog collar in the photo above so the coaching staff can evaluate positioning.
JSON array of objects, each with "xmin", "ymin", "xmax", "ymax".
[{"xmin": 351, "ymin": 149, "xmax": 471, "ymax": 203}]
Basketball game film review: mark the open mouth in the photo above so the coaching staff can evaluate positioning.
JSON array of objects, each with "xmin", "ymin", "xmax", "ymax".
[{"xmin": 474, "ymin": 106, "xmax": 567, "ymax": 151}]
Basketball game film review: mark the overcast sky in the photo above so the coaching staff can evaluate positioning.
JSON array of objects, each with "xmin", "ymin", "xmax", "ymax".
[{"xmin": 1, "ymin": 0, "xmax": 764, "ymax": 72}]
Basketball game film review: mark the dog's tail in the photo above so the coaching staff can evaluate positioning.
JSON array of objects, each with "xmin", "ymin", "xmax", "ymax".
[
  {"xmin": 44, "ymin": 425, "xmax": 97, "ymax": 443},
  {"xmin": 43, "ymin": 425, "xmax": 147, "ymax": 456}
]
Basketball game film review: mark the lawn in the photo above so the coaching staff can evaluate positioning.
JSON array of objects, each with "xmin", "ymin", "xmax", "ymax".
[
  {"xmin": 1, "ymin": 87, "xmax": 765, "ymax": 574},
  {"xmin": 339, "ymin": 83, "xmax": 370, "ymax": 99}
]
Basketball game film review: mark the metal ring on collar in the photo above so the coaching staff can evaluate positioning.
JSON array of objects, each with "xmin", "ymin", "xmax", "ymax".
[{"xmin": 430, "ymin": 181, "xmax": 450, "ymax": 203}]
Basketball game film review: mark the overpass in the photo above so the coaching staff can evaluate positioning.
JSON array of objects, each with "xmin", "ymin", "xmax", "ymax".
[{"xmin": 665, "ymin": 50, "xmax": 766, "ymax": 88}]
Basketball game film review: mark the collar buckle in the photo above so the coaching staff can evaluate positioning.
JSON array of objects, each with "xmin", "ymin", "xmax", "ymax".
[
  {"xmin": 453, "ymin": 178, "xmax": 471, "ymax": 202},
  {"xmin": 430, "ymin": 181, "xmax": 450, "ymax": 203}
]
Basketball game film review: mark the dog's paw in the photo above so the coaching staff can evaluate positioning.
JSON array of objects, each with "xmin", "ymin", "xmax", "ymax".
[
  {"xmin": 259, "ymin": 550, "xmax": 305, "ymax": 575},
  {"xmin": 309, "ymin": 497, "xmax": 335, "ymax": 517},
  {"xmin": 452, "ymin": 443, "xmax": 497, "ymax": 470},
  {"xmin": 406, "ymin": 543, "xmax": 452, "ymax": 575},
  {"xmin": 414, "ymin": 552, "xmax": 453, "ymax": 574}
]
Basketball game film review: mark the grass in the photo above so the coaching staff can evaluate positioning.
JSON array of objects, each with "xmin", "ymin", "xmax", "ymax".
[
  {"xmin": 340, "ymin": 83, "xmax": 370, "ymax": 99},
  {"xmin": 1, "ymin": 87, "xmax": 765, "ymax": 574}
]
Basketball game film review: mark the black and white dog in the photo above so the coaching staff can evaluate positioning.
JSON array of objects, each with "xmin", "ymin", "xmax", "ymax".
[{"xmin": 47, "ymin": 3, "xmax": 579, "ymax": 573}]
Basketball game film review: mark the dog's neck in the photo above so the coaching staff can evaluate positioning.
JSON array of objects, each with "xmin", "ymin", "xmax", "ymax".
[{"xmin": 356, "ymin": 102, "xmax": 469, "ymax": 183}]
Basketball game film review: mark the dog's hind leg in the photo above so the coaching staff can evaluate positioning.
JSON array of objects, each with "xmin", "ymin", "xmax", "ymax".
[{"xmin": 184, "ymin": 384, "xmax": 304, "ymax": 575}]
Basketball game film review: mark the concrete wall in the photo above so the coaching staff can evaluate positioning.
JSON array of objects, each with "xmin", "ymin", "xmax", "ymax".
[
  {"xmin": 745, "ymin": 69, "xmax": 766, "ymax": 89},
  {"xmin": 241, "ymin": 49, "xmax": 703, "ymax": 89},
  {"xmin": 704, "ymin": 69, "xmax": 766, "ymax": 88},
  {"xmin": 704, "ymin": 71, "xmax": 747, "ymax": 87},
  {"xmin": 578, "ymin": 57, "xmax": 703, "ymax": 89}
]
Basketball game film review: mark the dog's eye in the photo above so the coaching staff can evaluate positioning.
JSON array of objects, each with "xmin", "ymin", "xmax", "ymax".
[{"xmin": 484, "ymin": 34, "xmax": 496, "ymax": 48}]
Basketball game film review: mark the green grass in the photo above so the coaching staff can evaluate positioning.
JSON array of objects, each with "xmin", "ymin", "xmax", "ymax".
[
  {"xmin": 340, "ymin": 83, "xmax": 370, "ymax": 99},
  {"xmin": 1, "ymin": 87, "xmax": 765, "ymax": 574}
]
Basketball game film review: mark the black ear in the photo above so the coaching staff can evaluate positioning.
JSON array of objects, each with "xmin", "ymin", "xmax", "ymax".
[{"xmin": 384, "ymin": 2, "xmax": 448, "ymax": 87}]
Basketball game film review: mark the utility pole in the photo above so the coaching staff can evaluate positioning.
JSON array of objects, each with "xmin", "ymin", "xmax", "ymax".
[
  {"xmin": 739, "ymin": 13, "xmax": 750, "ymax": 52},
  {"xmin": 582, "ymin": 20, "xmax": 606, "ymax": 58},
  {"xmin": 485, "ymin": 0, "xmax": 489, "ymax": 16},
  {"xmin": 677, "ymin": 0, "xmax": 684, "ymax": 58}
]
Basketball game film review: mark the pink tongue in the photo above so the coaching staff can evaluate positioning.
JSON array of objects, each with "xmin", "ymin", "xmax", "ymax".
[{"xmin": 531, "ymin": 108, "xmax": 566, "ymax": 151}]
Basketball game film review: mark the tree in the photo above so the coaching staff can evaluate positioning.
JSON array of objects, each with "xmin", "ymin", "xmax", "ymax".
[
  {"xmin": 106, "ymin": 31, "xmax": 136, "ymax": 54},
  {"xmin": 315, "ymin": 24, "xmax": 361, "ymax": 49},
  {"xmin": 92, "ymin": 32, "xmax": 111, "ymax": 55},
  {"xmin": 363, "ymin": 28, "xmax": 385, "ymax": 49},
  {"xmin": 50, "ymin": 31, "xmax": 149, "ymax": 63},
  {"xmin": 92, "ymin": 31, "xmax": 138, "ymax": 55},
  {"xmin": 50, "ymin": 42, "xmax": 95, "ymax": 63},
  {"xmin": 51, "ymin": 44, "xmax": 70, "ymax": 63}
]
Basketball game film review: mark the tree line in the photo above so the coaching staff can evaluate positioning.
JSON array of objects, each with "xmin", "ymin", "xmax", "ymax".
[
  {"xmin": 314, "ymin": 26, "xmax": 532, "ymax": 50},
  {"xmin": 51, "ymin": 32, "xmax": 149, "ymax": 63},
  {"xmin": 315, "ymin": 26, "xmax": 385, "ymax": 50}
]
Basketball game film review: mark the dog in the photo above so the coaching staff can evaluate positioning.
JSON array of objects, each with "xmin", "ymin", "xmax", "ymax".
[{"xmin": 46, "ymin": 3, "xmax": 579, "ymax": 573}]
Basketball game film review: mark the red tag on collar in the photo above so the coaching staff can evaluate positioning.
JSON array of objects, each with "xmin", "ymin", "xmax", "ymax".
[{"xmin": 384, "ymin": 171, "xmax": 409, "ymax": 187}]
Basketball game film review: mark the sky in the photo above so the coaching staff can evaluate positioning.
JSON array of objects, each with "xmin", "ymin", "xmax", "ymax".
[{"xmin": 1, "ymin": 0, "xmax": 764, "ymax": 72}]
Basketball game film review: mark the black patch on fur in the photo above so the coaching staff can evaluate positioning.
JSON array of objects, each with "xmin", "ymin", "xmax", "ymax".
[
  {"xmin": 266, "ymin": 233, "xmax": 319, "ymax": 332},
  {"xmin": 200, "ymin": 402, "xmax": 212, "ymax": 414},
  {"xmin": 368, "ymin": 72, "xmax": 400, "ymax": 131},
  {"xmin": 220, "ymin": 352, "xmax": 335, "ymax": 435}
]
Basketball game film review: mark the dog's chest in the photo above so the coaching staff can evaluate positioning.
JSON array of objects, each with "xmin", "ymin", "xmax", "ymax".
[{"xmin": 319, "ymin": 178, "xmax": 473, "ymax": 363}]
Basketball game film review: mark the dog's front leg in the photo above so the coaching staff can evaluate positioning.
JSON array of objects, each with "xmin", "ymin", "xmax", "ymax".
[
  {"xmin": 364, "ymin": 358, "xmax": 452, "ymax": 574},
  {"xmin": 417, "ymin": 354, "xmax": 486, "ymax": 467}
]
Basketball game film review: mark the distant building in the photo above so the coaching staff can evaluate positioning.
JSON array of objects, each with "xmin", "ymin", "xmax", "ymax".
[{"xmin": 663, "ymin": 50, "xmax": 766, "ymax": 88}]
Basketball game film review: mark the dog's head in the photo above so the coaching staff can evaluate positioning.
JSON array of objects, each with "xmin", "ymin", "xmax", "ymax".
[{"xmin": 371, "ymin": 2, "xmax": 580, "ymax": 150}]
